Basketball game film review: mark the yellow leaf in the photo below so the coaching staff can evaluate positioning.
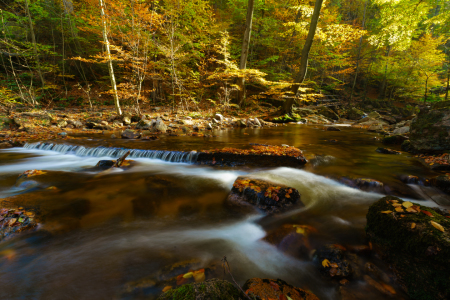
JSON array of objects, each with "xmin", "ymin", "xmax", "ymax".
[
  {"xmin": 402, "ymin": 201, "xmax": 413, "ymax": 208},
  {"xmin": 395, "ymin": 207, "xmax": 404, "ymax": 212},
  {"xmin": 193, "ymin": 272, "xmax": 205, "ymax": 282},
  {"xmin": 183, "ymin": 272, "xmax": 194, "ymax": 279},
  {"xmin": 322, "ymin": 259, "xmax": 330, "ymax": 268},
  {"xmin": 411, "ymin": 223, "xmax": 416, "ymax": 229},
  {"xmin": 430, "ymin": 221, "xmax": 445, "ymax": 232},
  {"xmin": 162, "ymin": 286, "xmax": 172, "ymax": 292},
  {"xmin": 381, "ymin": 210, "xmax": 392, "ymax": 214},
  {"xmin": 406, "ymin": 208, "xmax": 417, "ymax": 213}
]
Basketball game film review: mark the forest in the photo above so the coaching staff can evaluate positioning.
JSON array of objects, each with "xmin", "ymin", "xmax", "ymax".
[{"xmin": 0, "ymin": 0, "xmax": 449, "ymax": 114}]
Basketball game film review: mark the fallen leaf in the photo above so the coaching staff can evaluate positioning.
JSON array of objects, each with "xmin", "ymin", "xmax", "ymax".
[
  {"xmin": 402, "ymin": 201, "xmax": 413, "ymax": 208},
  {"xmin": 411, "ymin": 223, "xmax": 416, "ymax": 229},
  {"xmin": 182, "ymin": 272, "xmax": 193, "ymax": 279},
  {"xmin": 392, "ymin": 203, "xmax": 402, "ymax": 207},
  {"xmin": 8, "ymin": 218, "xmax": 16, "ymax": 226},
  {"xmin": 430, "ymin": 221, "xmax": 445, "ymax": 232},
  {"xmin": 162, "ymin": 286, "xmax": 172, "ymax": 292},
  {"xmin": 322, "ymin": 259, "xmax": 330, "ymax": 268},
  {"xmin": 193, "ymin": 272, "xmax": 205, "ymax": 282},
  {"xmin": 395, "ymin": 207, "xmax": 404, "ymax": 212},
  {"xmin": 422, "ymin": 210, "xmax": 433, "ymax": 217},
  {"xmin": 406, "ymin": 208, "xmax": 417, "ymax": 213},
  {"xmin": 381, "ymin": 210, "xmax": 392, "ymax": 214}
]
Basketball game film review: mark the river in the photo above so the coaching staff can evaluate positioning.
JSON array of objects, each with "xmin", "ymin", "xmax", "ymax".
[{"xmin": 0, "ymin": 125, "xmax": 447, "ymax": 299}]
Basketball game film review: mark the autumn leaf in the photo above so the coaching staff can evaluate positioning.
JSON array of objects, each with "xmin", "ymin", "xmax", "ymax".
[
  {"xmin": 381, "ymin": 210, "xmax": 392, "ymax": 214},
  {"xmin": 402, "ymin": 201, "xmax": 413, "ymax": 208},
  {"xmin": 411, "ymin": 223, "xmax": 416, "ymax": 229},
  {"xmin": 395, "ymin": 207, "xmax": 404, "ymax": 212},
  {"xmin": 430, "ymin": 221, "xmax": 445, "ymax": 232},
  {"xmin": 322, "ymin": 259, "xmax": 330, "ymax": 267},
  {"xmin": 182, "ymin": 272, "xmax": 194, "ymax": 279},
  {"xmin": 421, "ymin": 210, "xmax": 433, "ymax": 217},
  {"xmin": 162, "ymin": 286, "xmax": 172, "ymax": 292}
]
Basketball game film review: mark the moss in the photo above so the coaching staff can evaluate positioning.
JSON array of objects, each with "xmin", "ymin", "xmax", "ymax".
[
  {"xmin": 273, "ymin": 113, "xmax": 301, "ymax": 123},
  {"xmin": 382, "ymin": 135, "xmax": 407, "ymax": 145},
  {"xmin": 410, "ymin": 109, "xmax": 450, "ymax": 152},
  {"xmin": 366, "ymin": 196, "xmax": 450, "ymax": 300},
  {"xmin": 158, "ymin": 279, "xmax": 245, "ymax": 300}
]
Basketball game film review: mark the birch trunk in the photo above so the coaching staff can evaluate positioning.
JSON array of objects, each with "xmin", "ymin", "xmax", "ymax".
[
  {"xmin": 238, "ymin": 0, "xmax": 255, "ymax": 107},
  {"xmin": 99, "ymin": 0, "xmax": 122, "ymax": 115}
]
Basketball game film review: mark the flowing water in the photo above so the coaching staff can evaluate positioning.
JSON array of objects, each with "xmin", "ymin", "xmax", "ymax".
[{"xmin": 0, "ymin": 125, "xmax": 447, "ymax": 299}]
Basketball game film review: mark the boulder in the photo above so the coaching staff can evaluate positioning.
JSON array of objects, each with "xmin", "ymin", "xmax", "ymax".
[
  {"xmin": 155, "ymin": 119, "xmax": 168, "ymax": 133},
  {"xmin": 158, "ymin": 278, "xmax": 245, "ymax": 300},
  {"xmin": 263, "ymin": 224, "xmax": 315, "ymax": 259},
  {"xmin": 326, "ymin": 126, "xmax": 341, "ymax": 131},
  {"xmin": 318, "ymin": 106, "xmax": 339, "ymax": 121},
  {"xmin": 393, "ymin": 126, "xmax": 409, "ymax": 135},
  {"xmin": 410, "ymin": 108, "xmax": 450, "ymax": 152},
  {"xmin": 242, "ymin": 278, "xmax": 319, "ymax": 300},
  {"xmin": 122, "ymin": 129, "xmax": 141, "ymax": 139},
  {"xmin": 346, "ymin": 108, "xmax": 365, "ymax": 120},
  {"xmin": 73, "ymin": 121, "xmax": 83, "ymax": 128},
  {"xmin": 254, "ymin": 117, "xmax": 262, "ymax": 127},
  {"xmin": 227, "ymin": 176, "xmax": 303, "ymax": 214},
  {"xmin": 123, "ymin": 115, "xmax": 131, "ymax": 125},
  {"xmin": 380, "ymin": 115, "xmax": 396, "ymax": 125},
  {"xmin": 57, "ymin": 120, "xmax": 68, "ymax": 128},
  {"xmin": 366, "ymin": 196, "xmax": 450, "ymax": 300},
  {"xmin": 136, "ymin": 119, "xmax": 152, "ymax": 130},
  {"xmin": 0, "ymin": 142, "xmax": 13, "ymax": 149},
  {"xmin": 368, "ymin": 111, "xmax": 381, "ymax": 119}
]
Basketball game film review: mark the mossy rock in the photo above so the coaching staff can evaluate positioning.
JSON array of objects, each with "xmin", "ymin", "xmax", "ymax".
[
  {"xmin": 410, "ymin": 109, "xmax": 450, "ymax": 152},
  {"xmin": 346, "ymin": 107, "xmax": 365, "ymax": 120},
  {"xmin": 0, "ymin": 116, "xmax": 14, "ymax": 130},
  {"xmin": 272, "ymin": 113, "xmax": 301, "ymax": 123},
  {"xmin": 401, "ymin": 140, "xmax": 412, "ymax": 152},
  {"xmin": 366, "ymin": 196, "xmax": 450, "ymax": 300},
  {"xmin": 242, "ymin": 278, "xmax": 319, "ymax": 300},
  {"xmin": 317, "ymin": 106, "xmax": 339, "ymax": 121},
  {"xmin": 158, "ymin": 279, "xmax": 245, "ymax": 300}
]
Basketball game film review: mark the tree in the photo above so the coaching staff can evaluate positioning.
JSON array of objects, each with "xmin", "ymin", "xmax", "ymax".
[
  {"xmin": 237, "ymin": 0, "xmax": 255, "ymax": 107},
  {"xmin": 99, "ymin": 0, "xmax": 122, "ymax": 115},
  {"xmin": 281, "ymin": 0, "xmax": 324, "ymax": 114}
]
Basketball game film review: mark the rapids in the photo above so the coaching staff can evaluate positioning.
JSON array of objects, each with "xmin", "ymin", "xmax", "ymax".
[{"xmin": 0, "ymin": 125, "xmax": 447, "ymax": 299}]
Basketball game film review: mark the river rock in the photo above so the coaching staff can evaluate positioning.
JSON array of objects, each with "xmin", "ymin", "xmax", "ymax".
[
  {"xmin": 238, "ymin": 119, "xmax": 247, "ymax": 127},
  {"xmin": 382, "ymin": 135, "xmax": 408, "ymax": 145},
  {"xmin": 57, "ymin": 120, "xmax": 68, "ymax": 128},
  {"xmin": 393, "ymin": 126, "xmax": 409, "ymax": 135},
  {"xmin": 346, "ymin": 107, "xmax": 365, "ymax": 120},
  {"xmin": 263, "ymin": 224, "xmax": 315, "ymax": 259},
  {"xmin": 58, "ymin": 132, "xmax": 67, "ymax": 137},
  {"xmin": 254, "ymin": 117, "xmax": 262, "ymax": 127},
  {"xmin": 158, "ymin": 278, "xmax": 245, "ymax": 300},
  {"xmin": 368, "ymin": 111, "xmax": 381, "ymax": 119},
  {"xmin": 366, "ymin": 196, "xmax": 450, "ymax": 300},
  {"xmin": 227, "ymin": 176, "xmax": 303, "ymax": 214},
  {"xmin": 326, "ymin": 126, "xmax": 341, "ymax": 131},
  {"xmin": 313, "ymin": 244, "xmax": 353, "ymax": 279},
  {"xmin": 123, "ymin": 115, "xmax": 131, "ymax": 125},
  {"xmin": 242, "ymin": 278, "xmax": 319, "ymax": 300},
  {"xmin": 410, "ymin": 108, "xmax": 450, "ymax": 152},
  {"xmin": 155, "ymin": 119, "xmax": 168, "ymax": 133},
  {"xmin": 0, "ymin": 207, "xmax": 38, "ymax": 242},
  {"xmin": 122, "ymin": 129, "xmax": 141, "ymax": 139},
  {"xmin": 136, "ymin": 119, "xmax": 152, "ymax": 130},
  {"xmin": 318, "ymin": 106, "xmax": 339, "ymax": 121},
  {"xmin": 214, "ymin": 113, "xmax": 224, "ymax": 122},
  {"xmin": 0, "ymin": 116, "xmax": 14, "ymax": 130},
  {"xmin": 0, "ymin": 141, "xmax": 13, "ymax": 149},
  {"xmin": 376, "ymin": 147, "xmax": 401, "ymax": 155}
]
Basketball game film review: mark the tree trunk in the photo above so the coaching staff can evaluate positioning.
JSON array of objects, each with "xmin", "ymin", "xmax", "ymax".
[
  {"xmin": 445, "ymin": 70, "xmax": 449, "ymax": 101},
  {"xmin": 25, "ymin": 0, "xmax": 45, "ymax": 87},
  {"xmin": 282, "ymin": 0, "xmax": 323, "ymax": 114},
  {"xmin": 379, "ymin": 46, "xmax": 391, "ymax": 99},
  {"xmin": 238, "ymin": 0, "xmax": 255, "ymax": 107},
  {"xmin": 99, "ymin": 0, "xmax": 122, "ymax": 116},
  {"xmin": 350, "ymin": 0, "xmax": 367, "ymax": 103},
  {"xmin": 424, "ymin": 76, "xmax": 428, "ymax": 104}
]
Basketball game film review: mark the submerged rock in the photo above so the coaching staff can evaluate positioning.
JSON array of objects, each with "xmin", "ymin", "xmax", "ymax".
[
  {"xmin": 158, "ymin": 278, "xmax": 245, "ymax": 300},
  {"xmin": 366, "ymin": 196, "xmax": 450, "ymax": 300},
  {"xmin": 122, "ymin": 129, "xmax": 141, "ymax": 139},
  {"xmin": 227, "ymin": 176, "xmax": 303, "ymax": 214},
  {"xmin": 326, "ymin": 126, "xmax": 341, "ymax": 131},
  {"xmin": 263, "ymin": 224, "xmax": 316, "ymax": 259},
  {"xmin": 376, "ymin": 147, "xmax": 401, "ymax": 155},
  {"xmin": 346, "ymin": 107, "xmax": 365, "ymax": 120},
  {"xmin": 313, "ymin": 245, "xmax": 353, "ymax": 279},
  {"xmin": 0, "ymin": 207, "xmax": 38, "ymax": 242},
  {"xmin": 242, "ymin": 278, "xmax": 319, "ymax": 300}
]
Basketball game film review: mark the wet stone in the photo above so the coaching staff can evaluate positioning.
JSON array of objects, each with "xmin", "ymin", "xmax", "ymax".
[
  {"xmin": 313, "ymin": 244, "xmax": 353, "ymax": 279},
  {"xmin": 242, "ymin": 278, "xmax": 319, "ymax": 300}
]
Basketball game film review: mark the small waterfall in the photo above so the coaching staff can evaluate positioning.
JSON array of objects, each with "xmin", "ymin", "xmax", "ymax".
[{"xmin": 23, "ymin": 142, "xmax": 199, "ymax": 163}]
